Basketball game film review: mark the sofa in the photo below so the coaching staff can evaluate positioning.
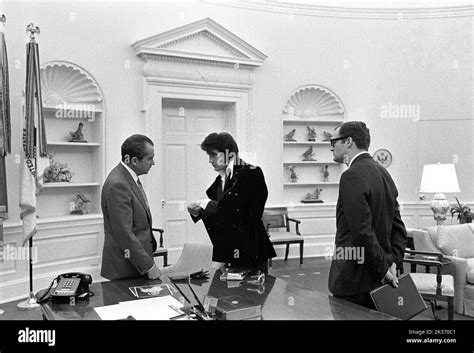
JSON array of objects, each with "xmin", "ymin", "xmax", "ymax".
[{"xmin": 412, "ymin": 224, "xmax": 474, "ymax": 317}]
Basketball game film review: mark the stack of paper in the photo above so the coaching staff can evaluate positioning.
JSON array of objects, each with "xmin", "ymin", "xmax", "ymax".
[
  {"xmin": 94, "ymin": 295, "xmax": 185, "ymax": 320},
  {"xmin": 128, "ymin": 284, "xmax": 175, "ymax": 298}
]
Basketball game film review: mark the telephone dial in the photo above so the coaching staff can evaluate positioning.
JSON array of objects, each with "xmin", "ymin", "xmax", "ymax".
[{"xmin": 36, "ymin": 272, "xmax": 93, "ymax": 304}]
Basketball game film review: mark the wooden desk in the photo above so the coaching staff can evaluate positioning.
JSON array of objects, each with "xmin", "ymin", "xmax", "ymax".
[{"xmin": 41, "ymin": 270, "xmax": 396, "ymax": 320}]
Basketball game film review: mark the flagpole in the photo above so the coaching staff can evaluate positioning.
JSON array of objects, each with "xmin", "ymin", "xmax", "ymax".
[
  {"xmin": 0, "ymin": 14, "xmax": 6, "ymax": 317},
  {"xmin": 0, "ymin": 217, "xmax": 4, "ymax": 315},
  {"xmin": 17, "ymin": 23, "xmax": 42, "ymax": 311}
]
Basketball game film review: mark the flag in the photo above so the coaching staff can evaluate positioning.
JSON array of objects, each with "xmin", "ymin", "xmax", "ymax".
[
  {"xmin": 0, "ymin": 30, "xmax": 10, "ymax": 157},
  {"xmin": 0, "ymin": 24, "xmax": 10, "ymax": 261},
  {"xmin": 19, "ymin": 30, "xmax": 49, "ymax": 247}
]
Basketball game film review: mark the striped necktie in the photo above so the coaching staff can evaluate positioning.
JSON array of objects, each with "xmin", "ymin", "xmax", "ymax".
[{"xmin": 137, "ymin": 178, "xmax": 149, "ymax": 209}]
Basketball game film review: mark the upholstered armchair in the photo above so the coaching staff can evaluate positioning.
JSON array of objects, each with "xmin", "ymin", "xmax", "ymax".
[{"xmin": 412, "ymin": 224, "xmax": 474, "ymax": 317}]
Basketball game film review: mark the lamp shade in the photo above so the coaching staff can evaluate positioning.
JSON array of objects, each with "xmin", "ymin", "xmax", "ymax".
[{"xmin": 419, "ymin": 163, "xmax": 460, "ymax": 193}]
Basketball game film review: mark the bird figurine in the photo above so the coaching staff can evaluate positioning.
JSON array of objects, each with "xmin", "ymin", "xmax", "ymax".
[
  {"xmin": 321, "ymin": 165, "xmax": 329, "ymax": 182},
  {"xmin": 307, "ymin": 126, "xmax": 317, "ymax": 141},
  {"xmin": 322, "ymin": 131, "xmax": 333, "ymax": 141},
  {"xmin": 302, "ymin": 146, "xmax": 316, "ymax": 161},
  {"xmin": 284, "ymin": 128, "xmax": 297, "ymax": 142},
  {"xmin": 288, "ymin": 165, "xmax": 298, "ymax": 182},
  {"xmin": 69, "ymin": 122, "xmax": 87, "ymax": 143}
]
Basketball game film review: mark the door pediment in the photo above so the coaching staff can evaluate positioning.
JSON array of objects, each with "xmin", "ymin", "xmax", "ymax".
[{"xmin": 132, "ymin": 18, "xmax": 266, "ymax": 68}]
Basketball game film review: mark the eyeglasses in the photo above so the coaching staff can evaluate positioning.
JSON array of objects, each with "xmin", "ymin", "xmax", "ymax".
[{"xmin": 329, "ymin": 136, "xmax": 349, "ymax": 147}]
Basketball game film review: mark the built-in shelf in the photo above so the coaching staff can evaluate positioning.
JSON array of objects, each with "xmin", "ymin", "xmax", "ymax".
[
  {"xmin": 283, "ymin": 161, "xmax": 337, "ymax": 165},
  {"xmin": 284, "ymin": 182, "xmax": 339, "ymax": 186},
  {"xmin": 43, "ymin": 182, "xmax": 100, "ymax": 188},
  {"xmin": 284, "ymin": 142, "xmax": 330, "ymax": 145},
  {"xmin": 37, "ymin": 213, "xmax": 103, "ymax": 224},
  {"xmin": 48, "ymin": 142, "xmax": 100, "ymax": 147}
]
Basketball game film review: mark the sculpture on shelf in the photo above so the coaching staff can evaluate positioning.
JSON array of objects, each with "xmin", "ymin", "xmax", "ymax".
[
  {"xmin": 43, "ymin": 156, "xmax": 74, "ymax": 183},
  {"xmin": 321, "ymin": 165, "xmax": 329, "ymax": 182},
  {"xmin": 284, "ymin": 128, "xmax": 297, "ymax": 142},
  {"xmin": 322, "ymin": 131, "xmax": 333, "ymax": 141},
  {"xmin": 288, "ymin": 166, "xmax": 298, "ymax": 182},
  {"xmin": 70, "ymin": 192, "xmax": 91, "ymax": 215},
  {"xmin": 307, "ymin": 126, "xmax": 317, "ymax": 141},
  {"xmin": 302, "ymin": 188, "xmax": 323, "ymax": 203},
  {"xmin": 69, "ymin": 122, "xmax": 87, "ymax": 143},
  {"xmin": 302, "ymin": 146, "xmax": 316, "ymax": 161}
]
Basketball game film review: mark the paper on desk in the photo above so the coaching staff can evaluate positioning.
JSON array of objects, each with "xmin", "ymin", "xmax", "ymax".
[
  {"xmin": 94, "ymin": 295, "xmax": 184, "ymax": 320},
  {"xmin": 94, "ymin": 304, "xmax": 132, "ymax": 321},
  {"xmin": 117, "ymin": 296, "xmax": 184, "ymax": 320}
]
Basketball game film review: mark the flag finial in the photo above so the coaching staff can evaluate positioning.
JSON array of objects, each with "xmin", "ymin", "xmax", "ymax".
[{"xmin": 26, "ymin": 23, "xmax": 40, "ymax": 41}]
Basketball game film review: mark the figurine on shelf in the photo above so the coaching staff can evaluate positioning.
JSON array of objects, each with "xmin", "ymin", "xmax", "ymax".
[
  {"xmin": 43, "ymin": 156, "xmax": 74, "ymax": 183},
  {"xmin": 288, "ymin": 165, "xmax": 298, "ymax": 182},
  {"xmin": 322, "ymin": 131, "xmax": 333, "ymax": 142},
  {"xmin": 301, "ymin": 188, "xmax": 323, "ymax": 203},
  {"xmin": 307, "ymin": 126, "xmax": 317, "ymax": 141},
  {"xmin": 284, "ymin": 128, "xmax": 297, "ymax": 142},
  {"xmin": 70, "ymin": 192, "xmax": 91, "ymax": 215},
  {"xmin": 69, "ymin": 122, "xmax": 87, "ymax": 143},
  {"xmin": 302, "ymin": 146, "xmax": 316, "ymax": 161},
  {"xmin": 321, "ymin": 165, "xmax": 329, "ymax": 182}
]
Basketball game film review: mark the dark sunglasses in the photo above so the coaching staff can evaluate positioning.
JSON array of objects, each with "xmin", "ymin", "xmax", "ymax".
[{"xmin": 329, "ymin": 136, "xmax": 349, "ymax": 147}]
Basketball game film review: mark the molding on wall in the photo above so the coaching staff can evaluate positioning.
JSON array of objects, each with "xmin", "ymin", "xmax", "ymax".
[
  {"xmin": 40, "ymin": 61, "xmax": 104, "ymax": 106},
  {"xmin": 283, "ymin": 85, "xmax": 345, "ymax": 118},
  {"xmin": 133, "ymin": 18, "xmax": 267, "ymax": 68},
  {"xmin": 204, "ymin": 1, "xmax": 474, "ymax": 20}
]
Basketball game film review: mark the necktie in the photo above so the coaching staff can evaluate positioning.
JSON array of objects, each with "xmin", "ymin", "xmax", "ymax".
[
  {"xmin": 216, "ymin": 176, "xmax": 223, "ymax": 200},
  {"xmin": 137, "ymin": 178, "xmax": 149, "ymax": 209}
]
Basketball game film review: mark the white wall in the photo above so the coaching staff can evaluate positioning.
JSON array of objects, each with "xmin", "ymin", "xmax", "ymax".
[{"xmin": 2, "ymin": 1, "xmax": 472, "ymax": 220}]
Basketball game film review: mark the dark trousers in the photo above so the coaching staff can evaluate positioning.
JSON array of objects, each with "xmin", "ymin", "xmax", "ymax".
[{"xmin": 334, "ymin": 293, "xmax": 376, "ymax": 310}]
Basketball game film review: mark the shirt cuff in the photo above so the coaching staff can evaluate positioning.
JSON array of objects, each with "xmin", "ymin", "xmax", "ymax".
[
  {"xmin": 147, "ymin": 263, "xmax": 156, "ymax": 273},
  {"xmin": 199, "ymin": 198, "xmax": 211, "ymax": 210}
]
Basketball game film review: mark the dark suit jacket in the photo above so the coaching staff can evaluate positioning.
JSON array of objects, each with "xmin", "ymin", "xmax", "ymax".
[
  {"xmin": 192, "ymin": 162, "xmax": 276, "ymax": 265},
  {"xmin": 328, "ymin": 153, "xmax": 407, "ymax": 296},
  {"xmin": 100, "ymin": 163, "xmax": 157, "ymax": 280}
]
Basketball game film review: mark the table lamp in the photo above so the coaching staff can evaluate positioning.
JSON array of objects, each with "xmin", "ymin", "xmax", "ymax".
[{"xmin": 419, "ymin": 163, "xmax": 460, "ymax": 225}]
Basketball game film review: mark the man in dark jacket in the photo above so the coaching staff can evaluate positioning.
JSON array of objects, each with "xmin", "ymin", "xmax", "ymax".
[
  {"xmin": 187, "ymin": 132, "xmax": 276, "ymax": 273},
  {"xmin": 328, "ymin": 121, "xmax": 407, "ymax": 309}
]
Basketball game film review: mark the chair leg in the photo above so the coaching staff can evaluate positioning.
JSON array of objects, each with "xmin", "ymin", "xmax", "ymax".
[
  {"xmin": 429, "ymin": 300, "xmax": 441, "ymax": 320},
  {"xmin": 299, "ymin": 242, "xmax": 303, "ymax": 266},
  {"xmin": 285, "ymin": 244, "xmax": 290, "ymax": 261},
  {"xmin": 268, "ymin": 258, "xmax": 272, "ymax": 268},
  {"xmin": 164, "ymin": 253, "xmax": 168, "ymax": 267},
  {"xmin": 447, "ymin": 297, "xmax": 453, "ymax": 320}
]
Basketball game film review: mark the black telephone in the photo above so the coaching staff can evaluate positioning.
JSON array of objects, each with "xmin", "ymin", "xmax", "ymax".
[{"xmin": 37, "ymin": 272, "xmax": 93, "ymax": 303}]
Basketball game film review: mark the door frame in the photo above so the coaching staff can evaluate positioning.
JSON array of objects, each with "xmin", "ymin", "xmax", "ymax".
[{"xmin": 143, "ymin": 78, "xmax": 253, "ymax": 233}]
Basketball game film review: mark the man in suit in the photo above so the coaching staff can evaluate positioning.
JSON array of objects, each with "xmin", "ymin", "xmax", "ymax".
[
  {"xmin": 328, "ymin": 121, "xmax": 407, "ymax": 309},
  {"xmin": 187, "ymin": 132, "xmax": 276, "ymax": 273},
  {"xmin": 100, "ymin": 134, "xmax": 161, "ymax": 280}
]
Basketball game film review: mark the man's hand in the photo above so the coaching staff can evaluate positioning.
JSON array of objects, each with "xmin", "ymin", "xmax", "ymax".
[
  {"xmin": 383, "ymin": 262, "xmax": 399, "ymax": 288},
  {"xmin": 147, "ymin": 265, "xmax": 161, "ymax": 280},
  {"xmin": 187, "ymin": 202, "xmax": 201, "ymax": 217}
]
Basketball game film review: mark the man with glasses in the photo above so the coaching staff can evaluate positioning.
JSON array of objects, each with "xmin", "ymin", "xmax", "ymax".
[
  {"xmin": 187, "ymin": 132, "xmax": 276, "ymax": 273},
  {"xmin": 328, "ymin": 121, "xmax": 407, "ymax": 309}
]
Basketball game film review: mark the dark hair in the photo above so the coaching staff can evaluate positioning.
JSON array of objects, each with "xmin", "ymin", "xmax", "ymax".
[
  {"xmin": 201, "ymin": 132, "xmax": 239, "ymax": 155},
  {"xmin": 337, "ymin": 121, "xmax": 370, "ymax": 150},
  {"xmin": 121, "ymin": 134, "xmax": 154, "ymax": 162}
]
